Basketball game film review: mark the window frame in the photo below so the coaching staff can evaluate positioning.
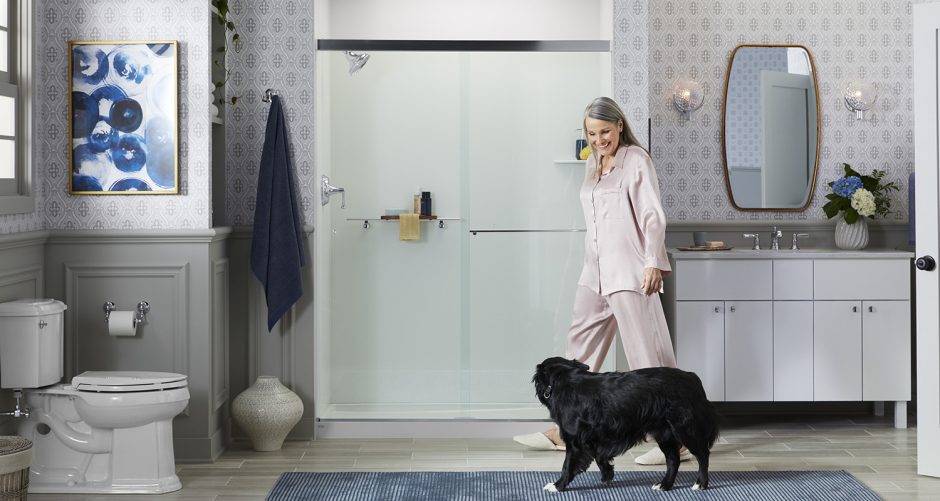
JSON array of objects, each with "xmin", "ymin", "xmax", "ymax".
[{"xmin": 0, "ymin": 0, "xmax": 34, "ymax": 215}]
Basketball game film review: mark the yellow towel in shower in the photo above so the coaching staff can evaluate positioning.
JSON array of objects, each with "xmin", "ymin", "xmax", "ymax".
[{"xmin": 400, "ymin": 213, "xmax": 420, "ymax": 241}]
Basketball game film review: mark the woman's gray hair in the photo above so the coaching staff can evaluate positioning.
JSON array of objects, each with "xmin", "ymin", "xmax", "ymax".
[{"xmin": 583, "ymin": 97, "xmax": 645, "ymax": 153}]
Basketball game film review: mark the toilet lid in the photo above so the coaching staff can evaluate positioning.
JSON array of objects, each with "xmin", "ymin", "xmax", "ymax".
[{"xmin": 71, "ymin": 371, "xmax": 188, "ymax": 392}]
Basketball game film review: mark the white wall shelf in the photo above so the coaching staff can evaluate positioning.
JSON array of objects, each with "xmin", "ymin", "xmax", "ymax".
[{"xmin": 554, "ymin": 159, "xmax": 586, "ymax": 165}]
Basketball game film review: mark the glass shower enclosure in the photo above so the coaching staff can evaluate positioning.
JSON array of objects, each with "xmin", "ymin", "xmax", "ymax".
[{"xmin": 315, "ymin": 41, "xmax": 612, "ymax": 423}]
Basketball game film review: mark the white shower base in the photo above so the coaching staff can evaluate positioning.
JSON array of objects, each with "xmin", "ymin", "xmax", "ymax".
[{"xmin": 315, "ymin": 403, "xmax": 552, "ymax": 438}]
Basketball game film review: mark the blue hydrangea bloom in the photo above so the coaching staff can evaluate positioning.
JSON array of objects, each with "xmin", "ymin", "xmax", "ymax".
[{"xmin": 832, "ymin": 176, "xmax": 863, "ymax": 198}]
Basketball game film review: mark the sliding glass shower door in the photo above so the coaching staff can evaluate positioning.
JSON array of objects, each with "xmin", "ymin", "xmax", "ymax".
[{"xmin": 315, "ymin": 47, "xmax": 611, "ymax": 420}]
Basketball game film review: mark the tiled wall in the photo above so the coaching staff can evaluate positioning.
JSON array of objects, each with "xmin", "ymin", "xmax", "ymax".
[
  {"xmin": 648, "ymin": 0, "xmax": 917, "ymax": 221},
  {"xmin": 36, "ymin": 0, "xmax": 212, "ymax": 230}
]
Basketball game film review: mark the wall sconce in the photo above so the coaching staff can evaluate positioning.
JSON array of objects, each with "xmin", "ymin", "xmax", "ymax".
[
  {"xmin": 672, "ymin": 79, "xmax": 705, "ymax": 120},
  {"xmin": 843, "ymin": 82, "xmax": 878, "ymax": 120}
]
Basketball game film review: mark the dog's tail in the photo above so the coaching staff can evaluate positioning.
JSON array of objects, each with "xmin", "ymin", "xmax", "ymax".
[{"xmin": 688, "ymin": 372, "xmax": 721, "ymax": 449}]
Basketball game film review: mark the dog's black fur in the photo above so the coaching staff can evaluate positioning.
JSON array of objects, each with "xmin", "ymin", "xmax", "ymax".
[{"xmin": 533, "ymin": 357, "xmax": 719, "ymax": 492}]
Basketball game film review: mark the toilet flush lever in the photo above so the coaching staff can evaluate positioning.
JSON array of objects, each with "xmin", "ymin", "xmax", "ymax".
[{"xmin": 38, "ymin": 320, "xmax": 47, "ymax": 329}]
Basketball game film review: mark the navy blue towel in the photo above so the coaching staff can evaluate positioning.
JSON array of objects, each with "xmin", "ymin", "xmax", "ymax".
[{"xmin": 251, "ymin": 95, "xmax": 305, "ymax": 331}]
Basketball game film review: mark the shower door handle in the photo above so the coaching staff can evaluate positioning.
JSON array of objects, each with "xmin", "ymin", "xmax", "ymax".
[{"xmin": 321, "ymin": 175, "xmax": 346, "ymax": 209}]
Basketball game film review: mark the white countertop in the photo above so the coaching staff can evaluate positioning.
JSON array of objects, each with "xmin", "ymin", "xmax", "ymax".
[{"xmin": 669, "ymin": 248, "xmax": 915, "ymax": 259}]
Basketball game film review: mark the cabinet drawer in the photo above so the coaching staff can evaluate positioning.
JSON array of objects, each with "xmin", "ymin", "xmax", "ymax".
[
  {"xmin": 814, "ymin": 259, "xmax": 910, "ymax": 300},
  {"xmin": 676, "ymin": 260, "xmax": 772, "ymax": 300},
  {"xmin": 774, "ymin": 260, "xmax": 813, "ymax": 300}
]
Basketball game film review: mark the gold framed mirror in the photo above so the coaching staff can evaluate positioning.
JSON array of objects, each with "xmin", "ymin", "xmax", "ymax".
[{"xmin": 721, "ymin": 44, "xmax": 820, "ymax": 211}]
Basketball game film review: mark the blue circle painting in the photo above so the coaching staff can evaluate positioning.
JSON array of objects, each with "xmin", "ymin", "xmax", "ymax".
[{"xmin": 70, "ymin": 42, "xmax": 177, "ymax": 193}]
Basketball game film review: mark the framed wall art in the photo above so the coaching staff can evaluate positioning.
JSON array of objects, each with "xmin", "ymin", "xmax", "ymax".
[{"xmin": 69, "ymin": 41, "xmax": 178, "ymax": 194}]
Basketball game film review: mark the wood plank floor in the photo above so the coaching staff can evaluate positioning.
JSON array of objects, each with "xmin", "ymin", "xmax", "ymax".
[{"xmin": 28, "ymin": 415, "xmax": 940, "ymax": 500}]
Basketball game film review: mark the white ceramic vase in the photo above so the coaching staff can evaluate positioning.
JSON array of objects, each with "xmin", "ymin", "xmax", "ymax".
[
  {"xmin": 231, "ymin": 376, "xmax": 303, "ymax": 451},
  {"xmin": 834, "ymin": 213, "xmax": 870, "ymax": 250}
]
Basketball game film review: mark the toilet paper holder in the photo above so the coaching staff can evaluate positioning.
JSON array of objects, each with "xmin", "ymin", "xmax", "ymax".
[{"xmin": 103, "ymin": 301, "xmax": 151, "ymax": 326}]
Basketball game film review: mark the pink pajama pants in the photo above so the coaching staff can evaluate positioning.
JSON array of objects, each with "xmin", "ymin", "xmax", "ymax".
[{"xmin": 565, "ymin": 285, "xmax": 677, "ymax": 372}]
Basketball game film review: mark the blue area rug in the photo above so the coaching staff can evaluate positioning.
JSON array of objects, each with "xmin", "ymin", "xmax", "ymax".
[{"xmin": 266, "ymin": 470, "xmax": 881, "ymax": 500}]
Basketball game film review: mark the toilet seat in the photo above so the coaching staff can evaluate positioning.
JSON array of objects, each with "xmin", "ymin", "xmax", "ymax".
[{"xmin": 71, "ymin": 371, "xmax": 188, "ymax": 393}]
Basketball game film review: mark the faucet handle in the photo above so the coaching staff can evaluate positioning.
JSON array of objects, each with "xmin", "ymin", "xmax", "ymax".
[
  {"xmin": 791, "ymin": 233, "xmax": 810, "ymax": 250},
  {"xmin": 743, "ymin": 233, "xmax": 761, "ymax": 250}
]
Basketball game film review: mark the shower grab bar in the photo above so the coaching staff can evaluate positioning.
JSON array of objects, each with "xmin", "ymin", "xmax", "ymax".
[{"xmin": 347, "ymin": 217, "xmax": 460, "ymax": 229}]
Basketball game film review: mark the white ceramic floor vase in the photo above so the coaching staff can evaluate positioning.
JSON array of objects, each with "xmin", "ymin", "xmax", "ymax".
[
  {"xmin": 231, "ymin": 376, "xmax": 304, "ymax": 451},
  {"xmin": 835, "ymin": 214, "xmax": 870, "ymax": 250}
]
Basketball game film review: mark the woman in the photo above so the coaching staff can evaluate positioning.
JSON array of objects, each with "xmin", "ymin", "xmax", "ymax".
[{"xmin": 514, "ymin": 97, "xmax": 689, "ymax": 466}]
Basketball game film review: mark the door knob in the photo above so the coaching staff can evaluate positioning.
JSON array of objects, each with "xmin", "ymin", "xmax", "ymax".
[{"xmin": 916, "ymin": 255, "xmax": 936, "ymax": 271}]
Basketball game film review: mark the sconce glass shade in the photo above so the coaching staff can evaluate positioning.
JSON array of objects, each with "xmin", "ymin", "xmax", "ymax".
[
  {"xmin": 672, "ymin": 79, "xmax": 705, "ymax": 119},
  {"xmin": 843, "ymin": 82, "xmax": 878, "ymax": 120}
]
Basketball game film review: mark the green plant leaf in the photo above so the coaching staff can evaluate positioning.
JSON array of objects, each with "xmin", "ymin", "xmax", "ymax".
[
  {"xmin": 226, "ymin": 21, "xmax": 235, "ymax": 30},
  {"xmin": 843, "ymin": 210, "xmax": 860, "ymax": 224},
  {"xmin": 216, "ymin": 46, "xmax": 226, "ymax": 53},
  {"xmin": 230, "ymin": 96, "xmax": 238, "ymax": 105},
  {"xmin": 232, "ymin": 33, "xmax": 240, "ymax": 42},
  {"xmin": 823, "ymin": 202, "xmax": 840, "ymax": 219}
]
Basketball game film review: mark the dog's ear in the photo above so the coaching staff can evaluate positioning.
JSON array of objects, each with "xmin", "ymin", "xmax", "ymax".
[{"xmin": 571, "ymin": 359, "xmax": 589, "ymax": 371}]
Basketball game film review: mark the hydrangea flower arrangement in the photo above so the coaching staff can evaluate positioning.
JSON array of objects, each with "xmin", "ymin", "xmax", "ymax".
[{"xmin": 822, "ymin": 163, "xmax": 899, "ymax": 224}]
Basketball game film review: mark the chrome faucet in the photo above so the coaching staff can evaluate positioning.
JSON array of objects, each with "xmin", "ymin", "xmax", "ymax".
[
  {"xmin": 791, "ymin": 233, "xmax": 810, "ymax": 250},
  {"xmin": 743, "ymin": 233, "xmax": 761, "ymax": 250},
  {"xmin": 770, "ymin": 226, "xmax": 783, "ymax": 251}
]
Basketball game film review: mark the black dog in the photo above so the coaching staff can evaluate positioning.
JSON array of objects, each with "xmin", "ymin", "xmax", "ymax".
[{"xmin": 533, "ymin": 357, "xmax": 719, "ymax": 492}]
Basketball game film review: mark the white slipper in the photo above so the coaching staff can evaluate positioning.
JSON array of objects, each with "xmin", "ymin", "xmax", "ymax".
[
  {"xmin": 634, "ymin": 447, "xmax": 692, "ymax": 465},
  {"xmin": 512, "ymin": 432, "xmax": 565, "ymax": 451}
]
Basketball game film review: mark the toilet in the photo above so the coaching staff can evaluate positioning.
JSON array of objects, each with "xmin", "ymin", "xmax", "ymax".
[{"xmin": 0, "ymin": 299, "xmax": 190, "ymax": 494}]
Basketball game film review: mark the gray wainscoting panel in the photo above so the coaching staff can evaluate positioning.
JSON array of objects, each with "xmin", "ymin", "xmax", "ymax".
[
  {"xmin": 228, "ymin": 227, "xmax": 315, "ymax": 441},
  {"xmin": 44, "ymin": 228, "xmax": 232, "ymax": 462},
  {"xmin": 0, "ymin": 231, "xmax": 48, "ymax": 433},
  {"xmin": 62, "ymin": 263, "xmax": 189, "ymax": 377}
]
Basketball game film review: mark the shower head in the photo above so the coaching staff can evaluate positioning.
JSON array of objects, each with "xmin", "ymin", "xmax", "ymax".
[{"xmin": 344, "ymin": 51, "xmax": 370, "ymax": 75}]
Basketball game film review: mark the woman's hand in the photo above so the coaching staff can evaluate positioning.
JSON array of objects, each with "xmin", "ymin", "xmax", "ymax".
[{"xmin": 641, "ymin": 267, "xmax": 663, "ymax": 295}]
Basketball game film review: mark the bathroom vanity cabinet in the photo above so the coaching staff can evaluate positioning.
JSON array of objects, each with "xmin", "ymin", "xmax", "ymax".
[{"xmin": 666, "ymin": 250, "xmax": 913, "ymax": 428}]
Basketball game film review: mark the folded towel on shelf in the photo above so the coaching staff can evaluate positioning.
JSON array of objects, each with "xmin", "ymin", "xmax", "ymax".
[
  {"xmin": 250, "ymin": 95, "xmax": 306, "ymax": 331},
  {"xmin": 400, "ymin": 213, "xmax": 420, "ymax": 241}
]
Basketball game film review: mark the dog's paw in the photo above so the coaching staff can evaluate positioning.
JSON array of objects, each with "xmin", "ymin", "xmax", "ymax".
[
  {"xmin": 652, "ymin": 483, "xmax": 663, "ymax": 491},
  {"xmin": 692, "ymin": 482, "xmax": 705, "ymax": 491},
  {"xmin": 543, "ymin": 482, "xmax": 559, "ymax": 492}
]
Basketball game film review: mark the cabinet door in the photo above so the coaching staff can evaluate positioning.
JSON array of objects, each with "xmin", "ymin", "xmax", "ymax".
[
  {"xmin": 774, "ymin": 301, "xmax": 814, "ymax": 401},
  {"xmin": 863, "ymin": 300, "xmax": 912, "ymax": 401},
  {"xmin": 725, "ymin": 301, "xmax": 773, "ymax": 401},
  {"xmin": 814, "ymin": 301, "xmax": 862, "ymax": 401},
  {"xmin": 676, "ymin": 301, "xmax": 724, "ymax": 401}
]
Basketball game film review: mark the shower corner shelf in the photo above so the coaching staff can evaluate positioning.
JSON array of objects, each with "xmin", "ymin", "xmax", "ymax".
[{"xmin": 347, "ymin": 215, "xmax": 460, "ymax": 229}]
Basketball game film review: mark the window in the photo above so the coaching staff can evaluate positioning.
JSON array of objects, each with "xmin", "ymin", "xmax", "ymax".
[{"xmin": 0, "ymin": 0, "xmax": 33, "ymax": 214}]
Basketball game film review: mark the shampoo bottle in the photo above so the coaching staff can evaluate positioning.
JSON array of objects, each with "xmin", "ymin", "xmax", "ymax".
[
  {"xmin": 421, "ymin": 191, "xmax": 432, "ymax": 217},
  {"xmin": 575, "ymin": 128, "xmax": 588, "ymax": 160}
]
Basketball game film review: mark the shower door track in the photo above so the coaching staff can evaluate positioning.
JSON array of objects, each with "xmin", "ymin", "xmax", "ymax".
[{"xmin": 317, "ymin": 39, "xmax": 609, "ymax": 52}]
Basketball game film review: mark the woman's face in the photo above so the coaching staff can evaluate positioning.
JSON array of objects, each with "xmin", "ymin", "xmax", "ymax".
[{"xmin": 584, "ymin": 116, "xmax": 622, "ymax": 158}]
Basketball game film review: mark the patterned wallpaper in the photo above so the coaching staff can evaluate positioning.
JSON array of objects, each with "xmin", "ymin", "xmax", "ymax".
[
  {"xmin": 36, "ymin": 0, "xmax": 211, "ymax": 230},
  {"xmin": 223, "ymin": 0, "xmax": 316, "ymax": 227},
  {"xmin": 4, "ymin": 0, "xmax": 931, "ymax": 233},
  {"xmin": 648, "ymin": 0, "xmax": 917, "ymax": 221}
]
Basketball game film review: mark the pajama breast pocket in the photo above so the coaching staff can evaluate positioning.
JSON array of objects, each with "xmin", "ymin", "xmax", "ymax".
[{"xmin": 595, "ymin": 188, "xmax": 625, "ymax": 219}]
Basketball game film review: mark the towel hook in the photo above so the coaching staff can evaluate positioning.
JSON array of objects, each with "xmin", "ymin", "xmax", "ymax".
[{"xmin": 262, "ymin": 88, "xmax": 278, "ymax": 103}]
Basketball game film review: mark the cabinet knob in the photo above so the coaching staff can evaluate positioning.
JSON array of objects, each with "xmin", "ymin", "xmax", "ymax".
[
  {"xmin": 729, "ymin": 305, "xmax": 736, "ymax": 313},
  {"xmin": 868, "ymin": 305, "xmax": 874, "ymax": 313},
  {"xmin": 852, "ymin": 306, "xmax": 858, "ymax": 313},
  {"xmin": 714, "ymin": 306, "xmax": 720, "ymax": 313},
  {"xmin": 916, "ymin": 255, "xmax": 936, "ymax": 271}
]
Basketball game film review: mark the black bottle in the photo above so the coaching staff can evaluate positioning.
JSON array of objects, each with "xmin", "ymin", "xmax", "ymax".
[{"xmin": 420, "ymin": 191, "xmax": 432, "ymax": 216}]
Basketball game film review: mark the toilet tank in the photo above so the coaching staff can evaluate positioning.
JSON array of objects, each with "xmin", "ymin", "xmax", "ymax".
[{"xmin": 0, "ymin": 299, "xmax": 67, "ymax": 389}]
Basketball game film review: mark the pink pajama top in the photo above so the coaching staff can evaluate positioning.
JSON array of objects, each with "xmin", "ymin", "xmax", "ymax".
[{"xmin": 577, "ymin": 145, "xmax": 671, "ymax": 296}]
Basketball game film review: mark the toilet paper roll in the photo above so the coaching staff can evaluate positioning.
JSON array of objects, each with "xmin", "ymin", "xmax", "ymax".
[{"xmin": 108, "ymin": 311, "xmax": 138, "ymax": 337}]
